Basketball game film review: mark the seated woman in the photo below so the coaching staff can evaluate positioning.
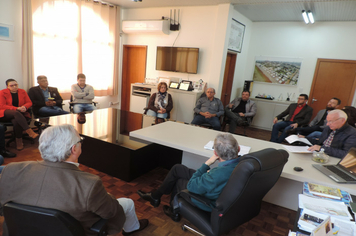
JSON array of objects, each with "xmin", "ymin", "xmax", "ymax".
[
  {"xmin": 0, "ymin": 79, "xmax": 39, "ymax": 150},
  {"xmin": 145, "ymin": 82, "xmax": 173, "ymax": 124}
]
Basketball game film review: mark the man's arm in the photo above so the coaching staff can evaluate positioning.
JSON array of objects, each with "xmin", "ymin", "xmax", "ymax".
[
  {"xmin": 51, "ymin": 88, "xmax": 63, "ymax": 107},
  {"xmin": 28, "ymin": 87, "xmax": 46, "ymax": 108},
  {"xmin": 83, "ymin": 85, "xmax": 95, "ymax": 101},
  {"xmin": 296, "ymin": 106, "xmax": 313, "ymax": 126},
  {"xmin": 71, "ymin": 84, "xmax": 86, "ymax": 99},
  {"xmin": 276, "ymin": 105, "xmax": 291, "ymax": 120},
  {"xmin": 193, "ymin": 98, "xmax": 203, "ymax": 114},
  {"xmin": 323, "ymin": 131, "xmax": 356, "ymax": 158},
  {"xmin": 215, "ymin": 99, "xmax": 224, "ymax": 117},
  {"xmin": 245, "ymin": 101, "xmax": 257, "ymax": 117}
]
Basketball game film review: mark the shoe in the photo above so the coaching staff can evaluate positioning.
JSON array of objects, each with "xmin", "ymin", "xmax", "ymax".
[
  {"xmin": 16, "ymin": 138, "xmax": 24, "ymax": 151},
  {"xmin": 0, "ymin": 149, "xmax": 16, "ymax": 158},
  {"xmin": 163, "ymin": 205, "xmax": 181, "ymax": 222},
  {"xmin": 122, "ymin": 219, "xmax": 149, "ymax": 235},
  {"xmin": 137, "ymin": 190, "xmax": 161, "ymax": 207},
  {"xmin": 25, "ymin": 128, "xmax": 39, "ymax": 139}
]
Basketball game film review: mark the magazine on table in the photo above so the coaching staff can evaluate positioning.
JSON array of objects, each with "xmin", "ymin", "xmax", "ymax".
[
  {"xmin": 302, "ymin": 182, "xmax": 352, "ymax": 205},
  {"xmin": 285, "ymin": 135, "xmax": 313, "ymax": 146}
]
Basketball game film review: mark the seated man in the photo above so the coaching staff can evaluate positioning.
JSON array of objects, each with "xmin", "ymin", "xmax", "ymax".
[
  {"xmin": 28, "ymin": 75, "xmax": 69, "ymax": 117},
  {"xmin": 288, "ymin": 97, "xmax": 340, "ymax": 140},
  {"xmin": 270, "ymin": 94, "xmax": 313, "ymax": 143},
  {"xmin": 0, "ymin": 124, "xmax": 148, "ymax": 235},
  {"xmin": 71, "ymin": 73, "xmax": 96, "ymax": 113},
  {"xmin": 308, "ymin": 109, "xmax": 356, "ymax": 158},
  {"xmin": 0, "ymin": 124, "xmax": 16, "ymax": 158},
  {"xmin": 225, "ymin": 90, "xmax": 257, "ymax": 134},
  {"xmin": 191, "ymin": 88, "xmax": 224, "ymax": 131},
  {"xmin": 137, "ymin": 133, "xmax": 240, "ymax": 221}
]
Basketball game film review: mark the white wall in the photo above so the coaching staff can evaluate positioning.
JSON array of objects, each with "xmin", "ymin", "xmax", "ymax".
[
  {"xmin": 243, "ymin": 21, "xmax": 356, "ymax": 104},
  {"xmin": 122, "ymin": 4, "xmax": 233, "ymax": 97},
  {"xmin": 0, "ymin": 0, "xmax": 23, "ymax": 88}
]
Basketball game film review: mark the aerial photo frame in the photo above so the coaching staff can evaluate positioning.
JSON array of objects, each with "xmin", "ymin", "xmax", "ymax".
[
  {"xmin": 0, "ymin": 23, "xmax": 14, "ymax": 41},
  {"xmin": 228, "ymin": 19, "xmax": 245, "ymax": 53},
  {"xmin": 252, "ymin": 56, "xmax": 302, "ymax": 86}
]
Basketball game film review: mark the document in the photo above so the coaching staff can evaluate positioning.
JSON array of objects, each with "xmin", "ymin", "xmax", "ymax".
[
  {"xmin": 285, "ymin": 135, "xmax": 312, "ymax": 146},
  {"xmin": 282, "ymin": 145, "xmax": 312, "ymax": 153},
  {"xmin": 204, "ymin": 141, "xmax": 251, "ymax": 156}
]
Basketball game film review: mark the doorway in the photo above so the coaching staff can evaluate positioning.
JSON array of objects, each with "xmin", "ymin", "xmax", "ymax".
[
  {"xmin": 309, "ymin": 58, "xmax": 356, "ymax": 118},
  {"xmin": 121, "ymin": 45, "xmax": 147, "ymax": 111},
  {"xmin": 220, "ymin": 52, "xmax": 237, "ymax": 106}
]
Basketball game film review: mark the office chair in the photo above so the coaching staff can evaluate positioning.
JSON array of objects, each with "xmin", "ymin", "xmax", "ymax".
[
  {"xmin": 3, "ymin": 202, "xmax": 108, "ymax": 236},
  {"xmin": 69, "ymin": 95, "xmax": 98, "ymax": 113},
  {"xmin": 221, "ymin": 115, "xmax": 254, "ymax": 136},
  {"xmin": 173, "ymin": 148, "xmax": 289, "ymax": 236}
]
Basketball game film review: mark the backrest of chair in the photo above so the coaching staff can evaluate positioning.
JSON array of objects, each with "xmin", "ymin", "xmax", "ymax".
[
  {"xmin": 211, "ymin": 148, "xmax": 288, "ymax": 235},
  {"xmin": 4, "ymin": 202, "xmax": 85, "ymax": 236}
]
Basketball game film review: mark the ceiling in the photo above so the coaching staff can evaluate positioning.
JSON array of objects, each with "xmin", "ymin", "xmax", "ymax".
[{"xmin": 104, "ymin": 0, "xmax": 356, "ymax": 22}]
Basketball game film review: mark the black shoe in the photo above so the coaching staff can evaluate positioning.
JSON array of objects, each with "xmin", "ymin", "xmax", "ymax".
[
  {"xmin": 137, "ymin": 190, "xmax": 161, "ymax": 207},
  {"xmin": 163, "ymin": 205, "xmax": 181, "ymax": 222},
  {"xmin": 122, "ymin": 219, "xmax": 149, "ymax": 235},
  {"xmin": 0, "ymin": 149, "xmax": 16, "ymax": 158}
]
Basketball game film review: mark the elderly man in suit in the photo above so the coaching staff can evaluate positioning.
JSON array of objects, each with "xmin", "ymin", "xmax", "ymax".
[
  {"xmin": 270, "ymin": 94, "xmax": 313, "ymax": 143},
  {"xmin": 28, "ymin": 75, "xmax": 69, "ymax": 117},
  {"xmin": 0, "ymin": 124, "xmax": 148, "ymax": 236}
]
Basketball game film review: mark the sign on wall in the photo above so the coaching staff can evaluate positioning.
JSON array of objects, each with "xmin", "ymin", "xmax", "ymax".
[{"xmin": 228, "ymin": 19, "xmax": 245, "ymax": 53}]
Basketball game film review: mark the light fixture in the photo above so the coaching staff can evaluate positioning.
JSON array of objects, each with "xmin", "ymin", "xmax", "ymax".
[
  {"xmin": 307, "ymin": 11, "xmax": 315, "ymax": 24},
  {"xmin": 302, "ymin": 10, "xmax": 309, "ymax": 24},
  {"xmin": 131, "ymin": 0, "xmax": 142, "ymax": 2}
]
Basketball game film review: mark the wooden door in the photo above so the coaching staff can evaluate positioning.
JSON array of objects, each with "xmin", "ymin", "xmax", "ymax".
[
  {"xmin": 121, "ymin": 45, "xmax": 147, "ymax": 111},
  {"xmin": 220, "ymin": 52, "xmax": 236, "ymax": 106},
  {"xmin": 309, "ymin": 58, "xmax": 356, "ymax": 118}
]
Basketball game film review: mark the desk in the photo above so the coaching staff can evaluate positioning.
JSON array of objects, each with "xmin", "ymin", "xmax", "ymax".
[{"xmin": 130, "ymin": 121, "xmax": 356, "ymax": 210}]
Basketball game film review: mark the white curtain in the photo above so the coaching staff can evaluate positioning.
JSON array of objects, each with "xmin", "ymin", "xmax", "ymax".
[{"xmin": 29, "ymin": 0, "xmax": 118, "ymax": 98}]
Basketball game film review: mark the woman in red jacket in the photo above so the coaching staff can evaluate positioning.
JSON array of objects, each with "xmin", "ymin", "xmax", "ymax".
[{"xmin": 0, "ymin": 79, "xmax": 39, "ymax": 150}]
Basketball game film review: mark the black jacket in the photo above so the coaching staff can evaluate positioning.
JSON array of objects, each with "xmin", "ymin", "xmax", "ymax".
[
  {"xmin": 28, "ymin": 86, "xmax": 63, "ymax": 115},
  {"xmin": 276, "ymin": 103, "xmax": 313, "ymax": 127}
]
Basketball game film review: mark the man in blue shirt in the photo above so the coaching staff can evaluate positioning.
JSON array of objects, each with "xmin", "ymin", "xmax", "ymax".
[
  {"xmin": 137, "ymin": 133, "xmax": 240, "ymax": 221},
  {"xmin": 191, "ymin": 88, "xmax": 224, "ymax": 130}
]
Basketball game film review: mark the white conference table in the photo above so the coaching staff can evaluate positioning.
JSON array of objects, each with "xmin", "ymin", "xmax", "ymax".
[{"xmin": 130, "ymin": 121, "xmax": 356, "ymax": 210}]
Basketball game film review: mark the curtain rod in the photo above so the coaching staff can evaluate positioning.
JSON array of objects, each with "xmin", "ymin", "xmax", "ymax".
[{"xmin": 84, "ymin": 0, "xmax": 116, "ymax": 7}]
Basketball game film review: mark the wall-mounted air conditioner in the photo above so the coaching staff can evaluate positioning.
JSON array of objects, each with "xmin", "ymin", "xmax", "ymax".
[{"xmin": 122, "ymin": 20, "xmax": 169, "ymax": 35}]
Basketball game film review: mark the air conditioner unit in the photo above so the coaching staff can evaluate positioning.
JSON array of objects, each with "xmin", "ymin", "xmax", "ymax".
[{"xmin": 122, "ymin": 20, "xmax": 169, "ymax": 35}]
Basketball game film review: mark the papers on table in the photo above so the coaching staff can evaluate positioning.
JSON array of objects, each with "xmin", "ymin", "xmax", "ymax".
[
  {"xmin": 285, "ymin": 135, "xmax": 312, "ymax": 146},
  {"xmin": 204, "ymin": 141, "xmax": 251, "ymax": 156},
  {"xmin": 282, "ymin": 145, "xmax": 312, "ymax": 153}
]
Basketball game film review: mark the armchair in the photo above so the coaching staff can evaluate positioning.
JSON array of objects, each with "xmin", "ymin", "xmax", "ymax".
[
  {"xmin": 3, "ymin": 202, "xmax": 108, "ymax": 236},
  {"xmin": 173, "ymin": 148, "xmax": 289, "ymax": 236}
]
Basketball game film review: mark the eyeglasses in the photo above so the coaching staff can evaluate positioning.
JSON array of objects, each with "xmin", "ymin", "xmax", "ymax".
[
  {"xmin": 69, "ymin": 136, "xmax": 85, "ymax": 151},
  {"xmin": 8, "ymin": 84, "xmax": 18, "ymax": 87},
  {"xmin": 327, "ymin": 117, "xmax": 342, "ymax": 124}
]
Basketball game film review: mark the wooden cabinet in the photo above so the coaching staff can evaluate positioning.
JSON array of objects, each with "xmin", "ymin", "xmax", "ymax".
[{"xmin": 251, "ymin": 99, "xmax": 292, "ymax": 130}]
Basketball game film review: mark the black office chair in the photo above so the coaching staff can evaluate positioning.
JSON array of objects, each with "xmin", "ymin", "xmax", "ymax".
[
  {"xmin": 69, "ymin": 95, "xmax": 98, "ymax": 113},
  {"xmin": 3, "ymin": 202, "xmax": 108, "ymax": 236},
  {"xmin": 221, "ymin": 115, "xmax": 254, "ymax": 136},
  {"xmin": 173, "ymin": 148, "xmax": 289, "ymax": 236}
]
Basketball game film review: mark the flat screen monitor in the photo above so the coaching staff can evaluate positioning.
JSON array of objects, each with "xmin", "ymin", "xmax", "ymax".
[{"xmin": 156, "ymin": 46, "xmax": 199, "ymax": 74}]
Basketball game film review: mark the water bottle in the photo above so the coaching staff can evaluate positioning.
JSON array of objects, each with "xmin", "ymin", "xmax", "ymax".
[{"xmin": 312, "ymin": 148, "xmax": 329, "ymax": 163}]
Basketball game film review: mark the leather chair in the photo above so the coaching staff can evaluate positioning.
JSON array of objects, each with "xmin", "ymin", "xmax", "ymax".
[
  {"xmin": 173, "ymin": 148, "xmax": 289, "ymax": 236},
  {"xmin": 3, "ymin": 202, "xmax": 108, "ymax": 236}
]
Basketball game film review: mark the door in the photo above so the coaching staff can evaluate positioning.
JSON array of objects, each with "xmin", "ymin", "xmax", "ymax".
[
  {"xmin": 121, "ymin": 45, "xmax": 147, "ymax": 111},
  {"xmin": 220, "ymin": 52, "xmax": 236, "ymax": 107},
  {"xmin": 309, "ymin": 58, "xmax": 356, "ymax": 118}
]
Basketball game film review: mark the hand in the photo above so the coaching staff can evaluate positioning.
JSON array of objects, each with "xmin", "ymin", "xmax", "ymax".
[
  {"xmin": 17, "ymin": 106, "xmax": 26, "ymax": 113},
  {"xmin": 51, "ymin": 101, "xmax": 56, "ymax": 106},
  {"xmin": 160, "ymin": 108, "xmax": 166, "ymax": 113},
  {"xmin": 157, "ymin": 110, "xmax": 163, "ymax": 114},
  {"xmin": 205, "ymin": 112, "xmax": 213, "ymax": 119},
  {"xmin": 45, "ymin": 101, "xmax": 52, "ymax": 106},
  {"xmin": 308, "ymin": 145, "xmax": 321, "ymax": 152},
  {"xmin": 205, "ymin": 154, "xmax": 220, "ymax": 166},
  {"xmin": 228, "ymin": 104, "xmax": 233, "ymax": 109},
  {"xmin": 238, "ymin": 112, "xmax": 245, "ymax": 117},
  {"xmin": 273, "ymin": 117, "xmax": 278, "ymax": 124},
  {"xmin": 290, "ymin": 123, "xmax": 298, "ymax": 129},
  {"xmin": 298, "ymin": 135, "xmax": 305, "ymax": 138}
]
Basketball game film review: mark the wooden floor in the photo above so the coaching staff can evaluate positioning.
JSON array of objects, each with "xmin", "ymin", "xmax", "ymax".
[{"xmin": 0, "ymin": 125, "xmax": 297, "ymax": 236}]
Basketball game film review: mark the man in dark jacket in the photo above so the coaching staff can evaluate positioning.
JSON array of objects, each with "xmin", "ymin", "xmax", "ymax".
[
  {"xmin": 308, "ymin": 109, "xmax": 356, "ymax": 158},
  {"xmin": 28, "ymin": 75, "xmax": 69, "ymax": 117},
  {"xmin": 270, "ymin": 94, "xmax": 313, "ymax": 143}
]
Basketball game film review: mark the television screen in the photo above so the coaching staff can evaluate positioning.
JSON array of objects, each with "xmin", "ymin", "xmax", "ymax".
[{"xmin": 156, "ymin": 46, "xmax": 199, "ymax": 74}]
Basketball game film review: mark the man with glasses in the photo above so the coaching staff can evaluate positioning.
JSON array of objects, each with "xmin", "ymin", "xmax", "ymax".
[
  {"xmin": 308, "ymin": 109, "xmax": 356, "ymax": 158},
  {"xmin": 270, "ymin": 94, "xmax": 313, "ymax": 143},
  {"xmin": 0, "ymin": 124, "xmax": 148, "ymax": 235}
]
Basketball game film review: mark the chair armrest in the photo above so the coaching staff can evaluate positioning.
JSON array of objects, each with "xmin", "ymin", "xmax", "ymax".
[
  {"xmin": 175, "ymin": 189, "xmax": 214, "ymax": 210},
  {"xmin": 90, "ymin": 218, "xmax": 108, "ymax": 235}
]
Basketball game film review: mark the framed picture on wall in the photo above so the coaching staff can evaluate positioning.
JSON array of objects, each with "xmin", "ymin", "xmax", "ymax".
[
  {"xmin": 0, "ymin": 23, "xmax": 14, "ymax": 41},
  {"xmin": 228, "ymin": 19, "xmax": 245, "ymax": 53}
]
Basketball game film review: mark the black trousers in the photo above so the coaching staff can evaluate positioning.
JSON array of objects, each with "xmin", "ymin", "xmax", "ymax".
[
  {"xmin": 294, "ymin": 125, "xmax": 323, "ymax": 136},
  {"xmin": 0, "ymin": 110, "xmax": 30, "ymax": 138},
  {"xmin": 152, "ymin": 164, "xmax": 196, "ymax": 206}
]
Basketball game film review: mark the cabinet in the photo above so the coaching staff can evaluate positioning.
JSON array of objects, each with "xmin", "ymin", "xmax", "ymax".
[
  {"xmin": 251, "ymin": 99, "xmax": 292, "ymax": 130},
  {"xmin": 130, "ymin": 84, "xmax": 202, "ymax": 123}
]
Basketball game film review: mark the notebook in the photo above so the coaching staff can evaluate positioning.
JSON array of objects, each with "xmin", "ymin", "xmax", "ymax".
[{"xmin": 312, "ymin": 147, "xmax": 356, "ymax": 184}]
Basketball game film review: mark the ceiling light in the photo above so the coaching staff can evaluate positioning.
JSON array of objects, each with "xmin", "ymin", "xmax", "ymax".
[
  {"xmin": 307, "ymin": 11, "xmax": 314, "ymax": 24},
  {"xmin": 302, "ymin": 10, "xmax": 309, "ymax": 24}
]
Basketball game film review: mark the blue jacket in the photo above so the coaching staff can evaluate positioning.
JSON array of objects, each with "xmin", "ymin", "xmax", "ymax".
[
  {"xmin": 317, "ymin": 124, "xmax": 356, "ymax": 158},
  {"xmin": 187, "ymin": 157, "xmax": 240, "ymax": 212}
]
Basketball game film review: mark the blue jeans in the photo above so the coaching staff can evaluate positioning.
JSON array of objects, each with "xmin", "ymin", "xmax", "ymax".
[
  {"xmin": 270, "ymin": 121, "xmax": 293, "ymax": 143},
  {"xmin": 191, "ymin": 114, "xmax": 221, "ymax": 131},
  {"xmin": 0, "ymin": 155, "xmax": 4, "ymax": 174},
  {"xmin": 73, "ymin": 103, "xmax": 96, "ymax": 113},
  {"xmin": 38, "ymin": 106, "xmax": 69, "ymax": 117},
  {"xmin": 146, "ymin": 109, "xmax": 168, "ymax": 119}
]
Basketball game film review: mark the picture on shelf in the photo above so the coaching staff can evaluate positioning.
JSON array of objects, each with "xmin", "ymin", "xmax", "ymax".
[{"xmin": 252, "ymin": 56, "xmax": 302, "ymax": 86}]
